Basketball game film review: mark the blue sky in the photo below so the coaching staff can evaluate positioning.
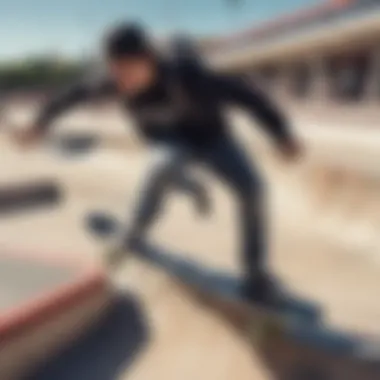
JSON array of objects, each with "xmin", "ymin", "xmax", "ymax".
[{"xmin": 0, "ymin": 0, "xmax": 321, "ymax": 59}]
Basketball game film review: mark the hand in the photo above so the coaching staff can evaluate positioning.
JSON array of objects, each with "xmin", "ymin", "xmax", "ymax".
[
  {"xmin": 12, "ymin": 127, "xmax": 43, "ymax": 149},
  {"xmin": 278, "ymin": 139, "xmax": 303, "ymax": 162}
]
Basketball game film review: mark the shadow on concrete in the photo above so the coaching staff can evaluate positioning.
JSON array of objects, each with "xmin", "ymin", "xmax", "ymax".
[
  {"xmin": 256, "ymin": 334, "xmax": 380, "ymax": 380},
  {"xmin": 48, "ymin": 133, "xmax": 100, "ymax": 158},
  {"xmin": 27, "ymin": 292, "xmax": 150, "ymax": 380},
  {"xmin": 0, "ymin": 181, "xmax": 60, "ymax": 216},
  {"xmin": 135, "ymin": 241, "xmax": 380, "ymax": 380}
]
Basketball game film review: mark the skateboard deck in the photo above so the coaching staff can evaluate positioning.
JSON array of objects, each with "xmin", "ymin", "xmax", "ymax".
[
  {"xmin": 85, "ymin": 211, "xmax": 320, "ymax": 334},
  {"xmin": 86, "ymin": 211, "xmax": 380, "ymax": 379},
  {"xmin": 128, "ymin": 241, "xmax": 321, "ymax": 339}
]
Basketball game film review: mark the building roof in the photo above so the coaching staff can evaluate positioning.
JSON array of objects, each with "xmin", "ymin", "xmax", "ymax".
[{"xmin": 217, "ymin": 0, "xmax": 356, "ymax": 47}]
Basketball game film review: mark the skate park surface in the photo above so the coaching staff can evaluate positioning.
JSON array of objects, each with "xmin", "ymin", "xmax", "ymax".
[{"xmin": 1, "ymin": 104, "xmax": 380, "ymax": 379}]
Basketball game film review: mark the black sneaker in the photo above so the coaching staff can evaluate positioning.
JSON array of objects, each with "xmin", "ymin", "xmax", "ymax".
[{"xmin": 241, "ymin": 273, "xmax": 282, "ymax": 308}]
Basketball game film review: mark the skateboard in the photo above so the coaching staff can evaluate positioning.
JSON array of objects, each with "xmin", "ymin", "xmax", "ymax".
[{"xmin": 85, "ymin": 211, "xmax": 321, "ymax": 343}]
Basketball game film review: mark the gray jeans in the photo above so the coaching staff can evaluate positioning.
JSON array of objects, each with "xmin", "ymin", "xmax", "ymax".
[{"xmin": 129, "ymin": 136, "xmax": 266, "ymax": 279}]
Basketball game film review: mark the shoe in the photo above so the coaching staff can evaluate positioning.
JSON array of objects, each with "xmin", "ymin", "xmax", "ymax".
[{"xmin": 241, "ymin": 272, "xmax": 282, "ymax": 308}]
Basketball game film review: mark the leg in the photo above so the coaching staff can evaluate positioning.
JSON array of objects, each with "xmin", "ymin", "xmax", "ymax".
[
  {"xmin": 125, "ymin": 143, "xmax": 192, "ymax": 246},
  {"xmin": 204, "ymin": 137, "xmax": 274, "ymax": 302},
  {"xmin": 173, "ymin": 169, "xmax": 211, "ymax": 216}
]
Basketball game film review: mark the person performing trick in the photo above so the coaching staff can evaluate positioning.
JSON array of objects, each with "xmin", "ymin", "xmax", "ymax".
[{"xmin": 14, "ymin": 23, "xmax": 302, "ymax": 305}]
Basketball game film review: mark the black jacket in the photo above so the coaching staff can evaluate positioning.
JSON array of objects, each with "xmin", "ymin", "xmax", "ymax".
[{"xmin": 36, "ymin": 59, "xmax": 293, "ymax": 148}]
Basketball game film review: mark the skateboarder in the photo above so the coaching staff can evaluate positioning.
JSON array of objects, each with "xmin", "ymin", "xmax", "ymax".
[{"xmin": 14, "ymin": 23, "xmax": 302, "ymax": 304}]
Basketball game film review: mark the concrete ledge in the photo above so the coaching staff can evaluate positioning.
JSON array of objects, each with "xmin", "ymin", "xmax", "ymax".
[
  {"xmin": 0, "ymin": 251, "xmax": 111, "ymax": 380},
  {"xmin": 0, "ymin": 180, "xmax": 61, "ymax": 216}
]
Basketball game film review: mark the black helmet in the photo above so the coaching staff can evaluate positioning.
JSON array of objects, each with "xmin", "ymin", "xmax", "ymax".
[{"xmin": 104, "ymin": 22, "xmax": 153, "ymax": 59}]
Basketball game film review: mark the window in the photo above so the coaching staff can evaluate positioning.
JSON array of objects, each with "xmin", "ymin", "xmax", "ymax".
[
  {"xmin": 327, "ymin": 52, "xmax": 371, "ymax": 101},
  {"xmin": 255, "ymin": 65, "xmax": 279, "ymax": 87},
  {"xmin": 289, "ymin": 63, "xmax": 311, "ymax": 98}
]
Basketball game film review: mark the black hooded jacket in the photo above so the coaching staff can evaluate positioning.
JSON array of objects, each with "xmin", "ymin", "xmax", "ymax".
[{"xmin": 36, "ymin": 57, "xmax": 294, "ymax": 149}]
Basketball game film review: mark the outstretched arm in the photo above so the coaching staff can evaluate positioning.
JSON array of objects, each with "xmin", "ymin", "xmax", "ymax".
[
  {"xmin": 35, "ymin": 75, "xmax": 116, "ymax": 134},
  {"xmin": 13, "ymin": 74, "xmax": 116, "ymax": 148},
  {"xmin": 209, "ymin": 73, "xmax": 298, "ymax": 150}
]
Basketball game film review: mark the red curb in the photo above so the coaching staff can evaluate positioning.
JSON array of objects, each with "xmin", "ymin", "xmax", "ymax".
[
  {"xmin": 0, "ymin": 243, "xmax": 109, "ymax": 345},
  {"xmin": 0, "ymin": 266, "xmax": 108, "ymax": 344}
]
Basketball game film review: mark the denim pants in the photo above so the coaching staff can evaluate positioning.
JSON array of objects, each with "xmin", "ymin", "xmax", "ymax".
[{"xmin": 128, "ymin": 135, "xmax": 267, "ymax": 279}]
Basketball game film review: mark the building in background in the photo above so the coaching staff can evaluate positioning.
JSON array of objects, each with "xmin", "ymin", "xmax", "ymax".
[{"xmin": 206, "ymin": 0, "xmax": 380, "ymax": 106}]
